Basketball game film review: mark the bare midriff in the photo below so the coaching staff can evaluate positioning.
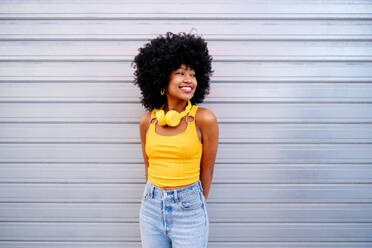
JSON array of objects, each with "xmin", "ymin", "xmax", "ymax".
[{"xmin": 158, "ymin": 182, "xmax": 196, "ymax": 190}]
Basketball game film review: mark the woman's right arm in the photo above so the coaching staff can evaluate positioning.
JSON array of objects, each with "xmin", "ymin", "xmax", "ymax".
[{"xmin": 139, "ymin": 112, "xmax": 151, "ymax": 182}]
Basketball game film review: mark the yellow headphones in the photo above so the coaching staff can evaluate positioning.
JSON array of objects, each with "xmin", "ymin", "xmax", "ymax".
[{"xmin": 155, "ymin": 100, "xmax": 192, "ymax": 127}]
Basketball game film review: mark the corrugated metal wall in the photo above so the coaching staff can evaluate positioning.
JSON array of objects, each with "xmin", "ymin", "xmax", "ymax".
[{"xmin": 1, "ymin": 0, "xmax": 372, "ymax": 247}]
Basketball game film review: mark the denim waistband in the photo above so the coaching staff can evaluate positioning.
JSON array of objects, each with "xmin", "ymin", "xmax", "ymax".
[{"xmin": 145, "ymin": 180, "xmax": 203, "ymax": 200}]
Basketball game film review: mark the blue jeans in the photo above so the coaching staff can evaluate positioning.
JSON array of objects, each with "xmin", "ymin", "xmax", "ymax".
[{"xmin": 139, "ymin": 180, "xmax": 209, "ymax": 247}]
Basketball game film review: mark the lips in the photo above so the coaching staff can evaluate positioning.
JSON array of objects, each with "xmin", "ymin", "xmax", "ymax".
[
  {"xmin": 179, "ymin": 86, "xmax": 193, "ymax": 93},
  {"xmin": 179, "ymin": 85, "xmax": 193, "ymax": 89}
]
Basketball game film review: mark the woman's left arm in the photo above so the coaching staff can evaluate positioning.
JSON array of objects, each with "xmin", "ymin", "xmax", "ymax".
[{"xmin": 198, "ymin": 108, "xmax": 219, "ymax": 200}]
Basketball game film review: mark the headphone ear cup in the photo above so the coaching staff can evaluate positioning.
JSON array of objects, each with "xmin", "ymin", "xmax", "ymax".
[
  {"xmin": 155, "ymin": 109, "xmax": 167, "ymax": 126},
  {"xmin": 155, "ymin": 100, "xmax": 192, "ymax": 127},
  {"xmin": 165, "ymin": 110, "xmax": 181, "ymax": 127}
]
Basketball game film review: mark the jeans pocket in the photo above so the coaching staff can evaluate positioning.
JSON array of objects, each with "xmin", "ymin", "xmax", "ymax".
[
  {"xmin": 143, "ymin": 192, "xmax": 148, "ymax": 200},
  {"xmin": 180, "ymin": 190, "xmax": 203, "ymax": 210}
]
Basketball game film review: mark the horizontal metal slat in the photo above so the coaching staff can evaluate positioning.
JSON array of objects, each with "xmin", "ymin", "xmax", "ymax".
[
  {"xmin": 0, "ymin": 183, "xmax": 372, "ymax": 203},
  {"xmin": 1, "ymin": 163, "xmax": 372, "ymax": 183},
  {"xmin": 1, "ymin": 40, "xmax": 372, "ymax": 61},
  {"xmin": 1, "ymin": 82, "xmax": 372, "ymax": 103},
  {"xmin": 1, "ymin": 123, "xmax": 372, "ymax": 143},
  {"xmin": 1, "ymin": 241, "xmax": 371, "ymax": 248},
  {"xmin": 1, "ymin": 20, "xmax": 372, "ymax": 40},
  {"xmin": 1, "ymin": 102, "xmax": 372, "ymax": 123},
  {"xmin": 1, "ymin": 143, "xmax": 372, "ymax": 163},
  {"xmin": 0, "ymin": 202, "xmax": 371, "ymax": 223},
  {"xmin": 1, "ymin": 0, "xmax": 371, "ymax": 17},
  {"xmin": 0, "ymin": 222, "xmax": 371, "ymax": 241}
]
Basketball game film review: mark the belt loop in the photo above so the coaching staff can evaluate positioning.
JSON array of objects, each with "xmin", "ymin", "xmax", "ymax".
[
  {"xmin": 150, "ymin": 186, "xmax": 154, "ymax": 199},
  {"xmin": 174, "ymin": 190, "xmax": 178, "ymax": 202}
]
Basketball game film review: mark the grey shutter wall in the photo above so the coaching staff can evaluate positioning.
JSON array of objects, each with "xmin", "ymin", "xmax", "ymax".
[{"xmin": 1, "ymin": 0, "xmax": 372, "ymax": 247}]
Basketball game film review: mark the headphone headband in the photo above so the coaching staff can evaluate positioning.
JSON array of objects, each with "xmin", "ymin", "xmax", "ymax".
[{"xmin": 155, "ymin": 100, "xmax": 192, "ymax": 127}]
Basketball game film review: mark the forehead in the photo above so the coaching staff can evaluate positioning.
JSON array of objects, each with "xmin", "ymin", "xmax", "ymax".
[{"xmin": 177, "ymin": 64, "xmax": 195, "ymax": 71}]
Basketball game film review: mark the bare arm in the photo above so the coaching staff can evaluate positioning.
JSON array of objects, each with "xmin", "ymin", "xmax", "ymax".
[
  {"xmin": 139, "ymin": 112, "xmax": 151, "ymax": 182},
  {"xmin": 197, "ymin": 108, "xmax": 219, "ymax": 200}
]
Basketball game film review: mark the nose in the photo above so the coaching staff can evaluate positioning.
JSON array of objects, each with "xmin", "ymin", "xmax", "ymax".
[{"xmin": 184, "ymin": 73, "xmax": 193, "ymax": 83}]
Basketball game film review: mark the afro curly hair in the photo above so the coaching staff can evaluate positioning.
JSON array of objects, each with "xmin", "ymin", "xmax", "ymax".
[{"xmin": 132, "ymin": 31, "xmax": 214, "ymax": 112}]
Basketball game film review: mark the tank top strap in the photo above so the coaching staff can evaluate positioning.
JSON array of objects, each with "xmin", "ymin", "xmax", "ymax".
[{"xmin": 188, "ymin": 105, "xmax": 199, "ymax": 118}]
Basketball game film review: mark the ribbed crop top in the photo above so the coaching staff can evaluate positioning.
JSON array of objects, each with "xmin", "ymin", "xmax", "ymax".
[{"xmin": 145, "ymin": 105, "xmax": 203, "ymax": 187}]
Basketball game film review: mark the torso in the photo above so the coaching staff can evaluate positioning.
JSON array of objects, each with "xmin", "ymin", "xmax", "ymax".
[
  {"xmin": 144, "ymin": 107, "xmax": 203, "ymax": 190},
  {"xmin": 145, "ymin": 111, "xmax": 203, "ymax": 144}
]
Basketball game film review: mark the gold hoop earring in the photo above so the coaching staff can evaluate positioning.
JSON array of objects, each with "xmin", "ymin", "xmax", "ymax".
[{"xmin": 160, "ymin": 88, "xmax": 165, "ymax": 95}]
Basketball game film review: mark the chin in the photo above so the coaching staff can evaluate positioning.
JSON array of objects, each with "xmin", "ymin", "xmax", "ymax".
[
  {"xmin": 182, "ymin": 96, "xmax": 193, "ymax": 101},
  {"xmin": 175, "ymin": 94, "xmax": 192, "ymax": 101}
]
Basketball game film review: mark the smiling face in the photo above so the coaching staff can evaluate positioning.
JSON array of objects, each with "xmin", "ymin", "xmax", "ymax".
[{"xmin": 166, "ymin": 64, "xmax": 197, "ymax": 102}]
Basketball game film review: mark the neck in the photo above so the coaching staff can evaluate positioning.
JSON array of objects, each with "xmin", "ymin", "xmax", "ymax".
[{"xmin": 164, "ymin": 98, "xmax": 188, "ymax": 113}]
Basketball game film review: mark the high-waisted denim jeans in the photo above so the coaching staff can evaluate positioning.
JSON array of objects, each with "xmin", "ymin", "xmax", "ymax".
[{"xmin": 139, "ymin": 180, "xmax": 209, "ymax": 247}]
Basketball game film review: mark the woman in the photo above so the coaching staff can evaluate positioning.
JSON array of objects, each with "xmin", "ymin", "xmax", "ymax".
[{"xmin": 132, "ymin": 31, "xmax": 219, "ymax": 247}]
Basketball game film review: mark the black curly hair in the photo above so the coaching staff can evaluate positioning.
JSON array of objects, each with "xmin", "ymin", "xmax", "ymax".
[{"xmin": 132, "ymin": 32, "xmax": 214, "ymax": 111}]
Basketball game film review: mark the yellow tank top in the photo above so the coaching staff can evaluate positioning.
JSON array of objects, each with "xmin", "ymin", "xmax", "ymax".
[{"xmin": 145, "ymin": 105, "xmax": 203, "ymax": 187}]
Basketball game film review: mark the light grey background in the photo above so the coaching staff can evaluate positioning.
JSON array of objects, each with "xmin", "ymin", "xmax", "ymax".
[{"xmin": 0, "ymin": 0, "xmax": 372, "ymax": 247}]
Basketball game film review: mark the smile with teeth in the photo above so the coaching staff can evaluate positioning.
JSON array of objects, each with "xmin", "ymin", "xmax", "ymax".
[{"xmin": 179, "ymin": 86, "xmax": 193, "ymax": 93}]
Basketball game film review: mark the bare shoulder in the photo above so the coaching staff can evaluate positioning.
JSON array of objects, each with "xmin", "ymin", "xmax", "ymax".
[
  {"xmin": 195, "ymin": 106, "xmax": 218, "ymax": 127},
  {"xmin": 139, "ymin": 111, "xmax": 152, "ymax": 131}
]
